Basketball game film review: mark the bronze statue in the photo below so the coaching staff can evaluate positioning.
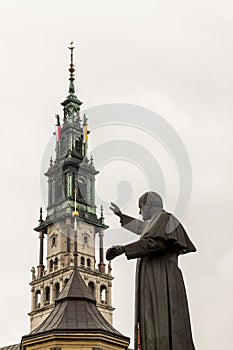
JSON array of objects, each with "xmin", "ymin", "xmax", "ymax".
[{"xmin": 106, "ymin": 191, "xmax": 196, "ymax": 350}]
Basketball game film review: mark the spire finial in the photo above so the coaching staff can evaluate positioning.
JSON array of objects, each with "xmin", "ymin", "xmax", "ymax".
[
  {"xmin": 68, "ymin": 41, "xmax": 75, "ymax": 94},
  {"xmin": 100, "ymin": 205, "xmax": 105, "ymax": 224},
  {"xmin": 39, "ymin": 207, "xmax": 43, "ymax": 224}
]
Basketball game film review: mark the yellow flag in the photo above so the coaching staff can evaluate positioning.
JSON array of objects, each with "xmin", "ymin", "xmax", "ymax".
[{"xmin": 83, "ymin": 124, "xmax": 88, "ymax": 143}]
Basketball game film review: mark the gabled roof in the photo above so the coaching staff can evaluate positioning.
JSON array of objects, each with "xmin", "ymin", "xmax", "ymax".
[{"xmin": 26, "ymin": 269, "xmax": 126, "ymax": 339}]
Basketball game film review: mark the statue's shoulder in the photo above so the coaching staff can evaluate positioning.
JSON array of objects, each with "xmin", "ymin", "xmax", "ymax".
[
  {"xmin": 161, "ymin": 211, "xmax": 181, "ymax": 224},
  {"xmin": 160, "ymin": 210, "xmax": 174, "ymax": 222}
]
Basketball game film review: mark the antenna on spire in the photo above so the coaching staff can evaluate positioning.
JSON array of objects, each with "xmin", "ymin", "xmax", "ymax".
[{"xmin": 68, "ymin": 41, "xmax": 75, "ymax": 94}]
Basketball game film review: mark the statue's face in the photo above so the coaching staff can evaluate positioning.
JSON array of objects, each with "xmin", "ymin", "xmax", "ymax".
[
  {"xmin": 140, "ymin": 204, "xmax": 162, "ymax": 221},
  {"xmin": 139, "ymin": 205, "xmax": 155, "ymax": 221}
]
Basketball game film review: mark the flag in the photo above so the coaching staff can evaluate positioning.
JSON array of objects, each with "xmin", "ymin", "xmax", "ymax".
[
  {"xmin": 83, "ymin": 113, "xmax": 89, "ymax": 144},
  {"xmin": 83, "ymin": 124, "xmax": 88, "ymax": 143},
  {"xmin": 56, "ymin": 125, "xmax": 61, "ymax": 142}
]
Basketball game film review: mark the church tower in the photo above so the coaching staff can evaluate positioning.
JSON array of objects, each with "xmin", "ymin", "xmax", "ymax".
[{"xmin": 29, "ymin": 44, "xmax": 113, "ymax": 331}]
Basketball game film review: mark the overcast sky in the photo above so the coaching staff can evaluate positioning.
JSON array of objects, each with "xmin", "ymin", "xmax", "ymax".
[{"xmin": 0, "ymin": 1, "xmax": 233, "ymax": 349}]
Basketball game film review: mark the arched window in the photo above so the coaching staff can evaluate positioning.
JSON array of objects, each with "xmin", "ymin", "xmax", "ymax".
[
  {"xmin": 84, "ymin": 235, "xmax": 88, "ymax": 245},
  {"xmin": 63, "ymin": 173, "xmax": 68, "ymax": 198},
  {"xmin": 54, "ymin": 257, "xmax": 58, "ymax": 270},
  {"xmin": 75, "ymin": 138, "xmax": 81, "ymax": 153},
  {"xmin": 35, "ymin": 290, "xmax": 41, "ymax": 308},
  {"xmin": 49, "ymin": 260, "xmax": 53, "ymax": 272},
  {"xmin": 64, "ymin": 278, "xmax": 69, "ymax": 285},
  {"xmin": 45, "ymin": 286, "xmax": 50, "ymax": 304},
  {"xmin": 54, "ymin": 282, "xmax": 60, "ymax": 299},
  {"xmin": 78, "ymin": 177, "xmax": 87, "ymax": 202},
  {"xmin": 56, "ymin": 178, "xmax": 63, "ymax": 200},
  {"xmin": 81, "ymin": 256, "xmax": 85, "ymax": 266},
  {"xmin": 51, "ymin": 181, "xmax": 55, "ymax": 204},
  {"xmin": 88, "ymin": 281, "xmax": 95, "ymax": 296},
  {"xmin": 87, "ymin": 258, "xmax": 91, "ymax": 268},
  {"xmin": 51, "ymin": 235, "xmax": 56, "ymax": 247},
  {"xmin": 100, "ymin": 285, "xmax": 107, "ymax": 303},
  {"xmin": 48, "ymin": 181, "xmax": 53, "ymax": 205},
  {"xmin": 61, "ymin": 136, "xmax": 67, "ymax": 155}
]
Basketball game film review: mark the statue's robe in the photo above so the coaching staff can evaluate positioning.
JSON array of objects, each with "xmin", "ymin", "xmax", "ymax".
[{"xmin": 120, "ymin": 210, "xmax": 196, "ymax": 350}]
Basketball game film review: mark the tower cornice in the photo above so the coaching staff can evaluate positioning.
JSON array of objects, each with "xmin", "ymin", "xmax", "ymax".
[{"xmin": 34, "ymin": 213, "xmax": 108, "ymax": 233}]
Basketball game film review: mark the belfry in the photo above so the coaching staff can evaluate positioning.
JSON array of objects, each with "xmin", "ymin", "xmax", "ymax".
[{"xmin": 29, "ymin": 43, "xmax": 114, "ymax": 332}]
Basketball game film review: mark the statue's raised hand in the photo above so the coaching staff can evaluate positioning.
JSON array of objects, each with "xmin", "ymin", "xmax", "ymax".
[
  {"xmin": 106, "ymin": 245, "xmax": 125, "ymax": 261},
  {"xmin": 110, "ymin": 202, "xmax": 122, "ymax": 217}
]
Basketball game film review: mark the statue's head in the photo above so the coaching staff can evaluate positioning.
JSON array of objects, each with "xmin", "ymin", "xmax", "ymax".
[{"xmin": 139, "ymin": 191, "xmax": 163, "ymax": 220}]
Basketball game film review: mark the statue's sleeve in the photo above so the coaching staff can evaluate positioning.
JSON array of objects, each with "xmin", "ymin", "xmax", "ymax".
[
  {"xmin": 143, "ymin": 212, "xmax": 196, "ymax": 254},
  {"xmin": 120, "ymin": 214, "xmax": 143, "ymax": 235},
  {"xmin": 124, "ymin": 212, "xmax": 196, "ymax": 259},
  {"xmin": 124, "ymin": 237, "xmax": 166, "ymax": 259}
]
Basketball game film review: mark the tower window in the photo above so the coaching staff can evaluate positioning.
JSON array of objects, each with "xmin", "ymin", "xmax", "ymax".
[
  {"xmin": 54, "ymin": 282, "xmax": 60, "ymax": 299},
  {"xmin": 63, "ymin": 173, "xmax": 68, "ymax": 198},
  {"xmin": 88, "ymin": 281, "xmax": 95, "ymax": 296},
  {"xmin": 45, "ymin": 286, "xmax": 50, "ymax": 304},
  {"xmin": 84, "ymin": 235, "xmax": 88, "ymax": 244},
  {"xmin": 48, "ymin": 181, "xmax": 53, "ymax": 205},
  {"xmin": 64, "ymin": 278, "xmax": 69, "ymax": 285},
  {"xmin": 87, "ymin": 258, "xmax": 91, "ymax": 268},
  {"xmin": 78, "ymin": 177, "xmax": 87, "ymax": 202},
  {"xmin": 80, "ymin": 256, "xmax": 85, "ymax": 266},
  {"xmin": 55, "ymin": 178, "xmax": 63, "ymax": 200},
  {"xmin": 100, "ymin": 285, "xmax": 107, "ymax": 304},
  {"xmin": 75, "ymin": 138, "xmax": 81, "ymax": 153},
  {"xmin": 49, "ymin": 260, "xmax": 53, "ymax": 272},
  {"xmin": 51, "ymin": 235, "xmax": 57, "ymax": 247},
  {"xmin": 35, "ymin": 290, "xmax": 41, "ymax": 308},
  {"xmin": 54, "ymin": 257, "xmax": 58, "ymax": 270},
  {"xmin": 61, "ymin": 136, "xmax": 67, "ymax": 155}
]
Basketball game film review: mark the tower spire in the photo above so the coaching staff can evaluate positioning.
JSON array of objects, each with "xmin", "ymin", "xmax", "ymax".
[
  {"xmin": 68, "ymin": 41, "xmax": 75, "ymax": 94},
  {"xmin": 61, "ymin": 42, "xmax": 82, "ymax": 120},
  {"xmin": 30, "ymin": 46, "xmax": 114, "ymax": 334}
]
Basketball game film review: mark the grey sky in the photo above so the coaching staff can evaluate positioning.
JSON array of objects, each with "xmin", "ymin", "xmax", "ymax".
[{"xmin": 0, "ymin": 0, "xmax": 232, "ymax": 348}]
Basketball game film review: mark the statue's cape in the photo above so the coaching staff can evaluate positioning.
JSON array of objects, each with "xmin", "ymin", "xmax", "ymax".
[{"xmin": 142, "ymin": 211, "xmax": 196, "ymax": 254}]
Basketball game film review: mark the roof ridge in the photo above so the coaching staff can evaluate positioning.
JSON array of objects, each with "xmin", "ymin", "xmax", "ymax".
[{"xmin": 55, "ymin": 269, "xmax": 96, "ymax": 304}]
